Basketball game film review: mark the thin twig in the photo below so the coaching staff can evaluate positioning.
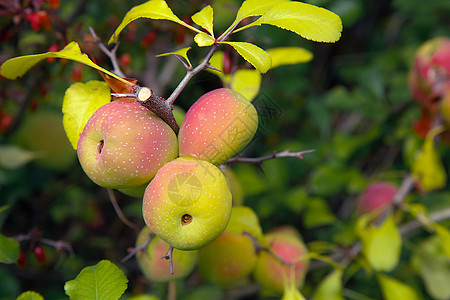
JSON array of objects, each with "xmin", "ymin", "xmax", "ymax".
[
  {"xmin": 88, "ymin": 27, "xmax": 126, "ymax": 78},
  {"xmin": 14, "ymin": 229, "xmax": 75, "ymax": 258},
  {"xmin": 168, "ymin": 280, "xmax": 177, "ymax": 300},
  {"xmin": 121, "ymin": 231, "xmax": 154, "ymax": 263},
  {"xmin": 161, "ymin": 246, "xmax": 175, "ymax": 275},
  {"xmin": 106, "ymin": 189, "xmax": 139, "ymax": 233},
  {"xmin": 224, "ymin": 149, "xmax": 316, "ymax": 166},
  {"xmin": 399, "ymin": 207, "xmax": 450, "ymax": 237}
]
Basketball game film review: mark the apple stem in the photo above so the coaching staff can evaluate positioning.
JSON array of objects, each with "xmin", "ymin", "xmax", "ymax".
[
  {"xmin": 121, "ymin": 231, "xmax": 155, "ymax": 263},
  {"xmin": 162, "ymin": 246, "xmax": 175, "ymax": 275}
]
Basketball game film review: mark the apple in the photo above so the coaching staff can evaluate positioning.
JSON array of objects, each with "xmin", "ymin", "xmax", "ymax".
[
  {"xmin": 77, "ymin": 99, "xmax": 178, "ymax": 189},
  {"xmin": 142, "ymin": 157, "xmax": 232, "ymax": 250},
  {"xmin": 135, "ymin": 226, "xmax": 197, "ymax": 282},
  {"xmin": 12, "ymin": 109, "xmax": 76, "ymax": 172},
  {"xmin": 178, "ymin": 88, "xmax": 258, "ymax": 165},
  {"xmin": 408, "ymin": 37, "xmax": 450, "ymax": 108},
  {"xmin": 253, "ymin": 227, "xmax": 309, "ymax": 295},
  {"xmin": 357, "ymin": 181, "xmax": 397, "ymax": 216},
  {"xmin": 197, "ymin": 206, "xmax": 262, "ymax": 287}
]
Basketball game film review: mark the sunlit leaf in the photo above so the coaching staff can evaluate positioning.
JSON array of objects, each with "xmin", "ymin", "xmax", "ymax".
[
  {"xmin": 412, "ymin": 235, "xmax": 450, "ymax": 300},
  {"xmin": 194, "ymin": 32, "xmax": 215, "ymax": 47},
  {"xmin": 156, "ymin": 47, "xmax": 192, "ymax": 67},
  {"xmin": 230, "ymin": 69, "xmax": 261, "ymax": 101},
  {"xmin": 282, "ymin": 267, "xmax": 306, "ymax": 300},
  {"xmin": 314, "ymin": 269, "xmax": 345, "ymax": 300},
  {"xmin": 377, "ymin": 274, "xmax": 421, "ymax": 300},
  {"xmin": 435, "ymin": 224, "xmax": 450, "ymax": 257},
  {"xmin": 0, "ymin": 145, "xmax": 42, "ymax": 169},
  {"xmin": 62, "ymin": 81, "xmax": 111, "ymax": 150},
  {"xmin": 64, "ymin": 260, "xmax": 128, "ymax": 300},
  {"xmin": 356, "ymin": 214, "xmax": 401, "ymax": 272},
  {"xmin": 221, "ymin": 41, "xmax": 271, "ymax": 73},
  {"xmin": 16, "ymin": 291, "xmax": 44, "ymax": 300},
  {"xmin": 233, "ymin": 0, "xmax": 289, "ymax": 26},
  {"xmin": 237, "ymin": 2, "xmax": 342, "ymax": 43},
  {"xmin": 412, "ymin": 125, "xmax": 446, "ymax": 192},
  {"xmin": 108, "ymin": 0, "xmax": 199, "ymax": 44},
  {"xmin": 0, "ymin": 42, "xmax": 130, "ymax": 85},
  {"xmin": 267, "ymin": 47, "xmax": 313, "ymax": 68},
  {"xmin": 191, "ymin": 5, "xmax": 214, "ymax": 36},
  {"xmin": 0, "ymin": 233, "xmax": 19, "ymax": 264}
]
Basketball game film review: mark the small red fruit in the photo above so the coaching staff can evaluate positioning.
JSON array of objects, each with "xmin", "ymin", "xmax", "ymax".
[
  {"xmin": 17, "ymin": 250, "xmax": 26, "ymax": 267},
  {"xmin": 0, "ymin": 113, "xmax": 14, "ymax": 132},
  {"xmin": 119, "ymin": 53, "xmax": 132, "ymax": 68},
  {"xmin": 26, "ymin": 12, "xmax": 41, "ymax": 31},
  {"xmin": 33, "ymin": 245, "xmax": 46, "ymax": 263}
]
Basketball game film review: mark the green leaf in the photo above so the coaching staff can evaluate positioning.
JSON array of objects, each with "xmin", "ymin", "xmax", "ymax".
[
  {"xmin": 435, "ymin": 224, "xmax": 450, "ymax": 257},
  {"xmin": 230, "ymin": 69, "xmax": 261, "ymax": 101},
  {"xmin": 266, "ymin": 47, "xmax": 313, "ymax": 68},
  {"xmin": 62, "ymin": 81, "xmax": 111, "ymax": 150},
  {"xmin": 412, "ymin": 126, "xmax": 447, "ymax": 192},
  {"xmin": 208, "ymin": 51, "xmax": 224, "ymax": 76},
  {"xmin": 16, "ymin": 291, "xmax": 44, "ymax": 300},
  {"xmin": 314, "ymin": 269, "xmax": 345, "ymax": 300},
  {"xmin": 108, "ymin": 0, "xmax": 198, "ymax": 44},
  {"xmin": 0, "ymin": 233, "xmax": 19, "ymax": 264},
  {"xmin": 156, "ymin": 47, "xmax": 192, "ymax": 67},
  {"xmin": 0, "ymin": 145, "xmax": 42, "ymax": 169},
  {"xmin": 194, "ymin": 32, "xmax": 215, "ymax": 47},
  {"xmin": 233, "ymin": 0, "xmax": 289, "ymax": 26},
  {"xmin": 411, "ymin": 235, "xmax": 450, "ymax": 300},
  {"xmin": 303, "ymin": 198, "xmax": 336, "ymax": 228},
  {"xmin": 220, "ymin": 41, "xmax": 271, "ymax": 73},
  {"xmin": 64, "ymin": 260, "xmax": 128, "ymax": 300},
  {"xmin": 0, "ymin": 42, "xmax": 130, "ymax": 85},
  {"xmin": 237, "ymin": 2, "xmax": 342, "ymax": 43},
  {"xmin": 356, "ymin": 214, "xmax": 402, "ymax": 272},
  {"xmin": 377, "ymin": 274, "xmax": 422, "ymax": 300},
  {"xmin": 191, "ymin": 5, "xmax": 214, "ymax": 36}
]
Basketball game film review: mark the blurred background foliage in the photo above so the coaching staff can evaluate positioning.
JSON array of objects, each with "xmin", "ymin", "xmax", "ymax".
[{"xmin": 1, "ymin": 0, "xmax": 450, "ymax": 299}]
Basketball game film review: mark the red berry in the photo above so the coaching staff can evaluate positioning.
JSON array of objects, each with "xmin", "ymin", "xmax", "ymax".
[
  {"xmin": 48, "ymin": 0, "xmax": 60, "ymax": 9},
  {"xmin": 17, "ymin": 250, "xmax": 26, "ymax": 267},
  {"xmin": 71, "ymin": 67, "xmax": 83, "ymax": 82},
  {"xmin": 141, "ymin": 31, "xmax": 157, "ymax": 49},
  {"xmin": 26, "ymin": 12, "xmax": 41, "ymax": 31},
  {"xmin": 223, "ymin": 52, "xmax": 232, "ymax": 75},
  {"xmin": 119, "ymin": 53, "xmax": 132, "ymax": 68},
  {"xmin": 37, "ymin": 11, "xmax": 52, "ymax": 31},
  {"xmin": 33, "ymin": 245, "xmax": 46, "ymax": 263},
  {"xmin": 0, "ymin": 114, "xmax": 14, "ymax": 132}
]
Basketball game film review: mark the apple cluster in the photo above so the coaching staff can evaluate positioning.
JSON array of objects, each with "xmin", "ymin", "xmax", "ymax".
[
  {"xmin": 135, "ymin": 206, "xmax": 309, "ymax": 296},
  {"xmin": 77, "ymin": 88, "xmax": 258, "ymax": 251}
]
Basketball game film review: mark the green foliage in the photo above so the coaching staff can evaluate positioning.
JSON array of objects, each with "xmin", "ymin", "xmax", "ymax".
[
  {"xmin": 0, "ymin": 233, "xmax": 19, "ymax": 264},
  {"xmin": 16, "ymin": 291, "xmax": 44, "ymax": 300},
  {"xmin": 64, "ymin": 260, "xmax": 128, "ymax": 300},
  {"xmin": 313, "ymin": 269, "xmax": 344, "ymax": 300}
]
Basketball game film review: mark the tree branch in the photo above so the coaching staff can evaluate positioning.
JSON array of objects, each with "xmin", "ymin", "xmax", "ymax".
[{"xmin": 224, "ymin": 149, "xmax": 316, "ymax": 166}]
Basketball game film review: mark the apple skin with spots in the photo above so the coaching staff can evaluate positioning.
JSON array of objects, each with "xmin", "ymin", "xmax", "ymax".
[
  {"xmin": 77, "ymin": 99, "xmax": 178, "ymax": 189},
  {"xmin": 135, "ymin": 226, "xmax": 198, "ymax": 282},
  {"xmin": 253, "ymin": 227, "xmax": 309, "ymax": 295},
  {"xmin": 178, "ymin": 88, "xmax": 258, "ymax": 165},
  {"xmin": 143, "ymin": 156, "xmax": 232, "ymax": 250},
  {"xmin": 357, "ymin": 181, "xmax": 397, "ymax": 216}
]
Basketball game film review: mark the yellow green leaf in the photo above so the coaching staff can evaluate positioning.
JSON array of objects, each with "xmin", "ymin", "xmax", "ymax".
[
  {"xmin": 16, "ymin": 291, "xmax": 44, "ymax": 300},
  {"xmin": 108, "ymin": 0, "xmax": 199, "ymax": 44},
  {"xmin": 156, "ymin": 47, "xmax": 192, "ymax": 67},
  {"xmin": 314, "ymin": 269, "xmax": 345, "ymax": 300},
  {"xmin": 208, "ymin": 51, "xmax": 225, "ymax": 78},
  {"xmin": 412, "ymin": 125, "xmax": 446, "ymax": 192},
  {"xmin": 282, "ymin": 267, "xmax": 306, "ymax": 300},
  {"xmin": 230, "ymin": 69, "xmax": 261, "ymax": 101},
  {"xmin": 233, "ymin": 0, "xmax": 289, "ymax": 27},
  {"xmin": 356, "ymin": 214, "xmax": 401, "ymax": 272},
  {"xmin": 267, "ymin": 47, "xmax": 313, "ymax": 68},
  {"xmin": 435, "ymin": 224, "xmax": 450, "ymax": 257},
  {"xmin": 62, "ymin": 81, "xmax": 111, "ymax": 150},
  {"xmin": 194, "ymin": 32, "xmax": 215, "ymax": 47},
  {"xmin": 220, "ymin": 41, "xmax": 271, "ymax": 73},
  {"xmin": 0, "ymin": 42, "xmax": 130, "ymax": 85},
  {"xmin": 377, "ymin": 274, "xmax": 422, "ymax": 300},
  {"xmin": 191, "ymin": 5, "xmax": 214, "ymax": 36},
  {"xmin": 237, "ymin": 2, "xmax": 342, "ymax": 43}
]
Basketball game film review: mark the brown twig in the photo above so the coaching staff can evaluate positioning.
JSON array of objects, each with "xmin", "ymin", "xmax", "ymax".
[
  {"xmin": 224, "ymin": 149, "xmax": 316, "ymax": 167},
  {"xmin": 88, "ymin": 27, "xmax": 126, "ymax": 78},
  {"xmin": 121, "ymin": 231, "xmax": 154, "ymax": 263},
  {"xmin": 15, "ymin": 228, "xmax": 75, "ymax": 258},
  {"xmin": 106, "ymin": 189, "xmax": 139, "ymax": 233}
]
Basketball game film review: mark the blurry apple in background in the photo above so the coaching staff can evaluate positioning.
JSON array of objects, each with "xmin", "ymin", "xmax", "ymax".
[
  {"xmin": 77, "ymin": 99, "xmax": 178, "ymax": 189},
  {"xmin": 12, "ymin": 109, "xmax": 76, "ymax": 172},
  {"xmin": 357, "ymin": 181, "xmax": 397, "ymax": 216},
  {"xmin": 253, "ymin": 227, "xmax": 309, "ymax": 295},
  {"xmin": 136, "ymin": 226, "xmax": 197, "ymax": 282}
]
